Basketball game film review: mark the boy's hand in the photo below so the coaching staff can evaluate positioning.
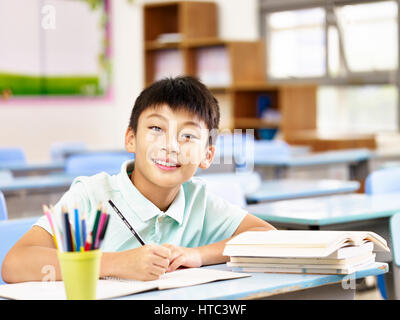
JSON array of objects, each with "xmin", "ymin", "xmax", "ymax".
[
  {"xmin": 114, "ymin": 244, "xmax": 171, "ymax": 281},
  {"xmin": 162, "ymin": 244, "xmax": 202, "ymax": 272}
]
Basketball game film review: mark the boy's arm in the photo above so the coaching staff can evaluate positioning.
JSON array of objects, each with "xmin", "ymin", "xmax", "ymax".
[
  {"xmin": 1, "ymin": 226, "xmax": 171, "ymax": 283},
  {"xmin": 164, "ymin": 213, "xmax": 276, "ymax": 271}
]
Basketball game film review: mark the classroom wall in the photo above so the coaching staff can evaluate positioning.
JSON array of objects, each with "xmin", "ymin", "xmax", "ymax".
[{"xmin": 0, "ymin": 0, "xmax": 258, "ymax": 162}]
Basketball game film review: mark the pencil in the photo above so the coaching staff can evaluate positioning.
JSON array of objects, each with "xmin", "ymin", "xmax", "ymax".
[
  {"xmin": 108, "ymin": 200, "xmax": 145, "ymax": 246},
  {"xmin": 84, "ymin": 233, "xmax": 92, "ymax": 251},
  {"xmin": 81, "ymin": 213, "xmax": 87, "ymax": 252},
  {"xmin": 49, "ymin": 205, "xmax": 64, "ymax": 252},
  {"xmin": 74, "ymin": 205, "xmax": 81, "ymax": 252},
  {"xmin": 94, "ymin": 210, "xmax": 107, "ymax": 250},
  {"xmin": 42, "ymin": 204, "xmax": 59, "ymax": 250},
  {"xmin": 97, "ymin": 214, "xmax": 110, "ymax": 249},
  {"xmin": 90, "ymin": 203, "xmax": 103, "ymax": 250},
  {"xmin": 62, "ymin": 206, "xmax": 73, "ymax": 252}
]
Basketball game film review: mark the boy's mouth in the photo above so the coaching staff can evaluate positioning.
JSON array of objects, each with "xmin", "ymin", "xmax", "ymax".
[{"xmin": 152, "ymin": 158, "xmax": 181, "ymax": 171}]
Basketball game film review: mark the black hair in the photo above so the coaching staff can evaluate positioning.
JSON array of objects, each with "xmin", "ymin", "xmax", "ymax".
[{"xmin": 129, "ymin": 76, "xmax": 220, "ymax": 145}]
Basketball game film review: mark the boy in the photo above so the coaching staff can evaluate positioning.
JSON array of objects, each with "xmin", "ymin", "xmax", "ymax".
[{"xmin": 2, "ymin": 76, "xmax": 275, "ymax": 283}]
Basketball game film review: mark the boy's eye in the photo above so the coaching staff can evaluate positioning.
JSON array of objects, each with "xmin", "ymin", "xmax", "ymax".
[
  {"xmin": 149, "ymin": 126, "xmax": 162, "ymax": 132},
  {"xmin": 182, "ymin": 133, "xmax": 198, "ymax": 141}
]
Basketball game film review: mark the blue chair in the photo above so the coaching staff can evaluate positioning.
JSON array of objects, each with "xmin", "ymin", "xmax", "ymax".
[
  {"xmin": 390, "ymin": 213, "xmax": 400, "ymax": 300},
  {"xmin": 65, "ymin": 152, "xmax": 132, "ymax": 177},
  {"xmin": 0, "ymin": 147, "xmax": 26, "ymax": 165},
  {"xmin": 50, "ymin": 141, "xmax": 88, "ymax": 162},
  {"xmin": 365, "ymin": 167, "xmax": 400, "ymax": 299},
  {"xmin": 0, "ymin": 191, "xmax": 7, "ymax": 220},
  {"xmin": 365, "ymin": 167, "xmax": 400, "ymax": 195},
  {"xmin": 0, "ymin": 216, "xmax": 40, "ymax": 284}
]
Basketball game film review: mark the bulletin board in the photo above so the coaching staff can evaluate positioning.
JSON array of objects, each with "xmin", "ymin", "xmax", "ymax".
[{"xmin": 0, "ymin": 0, "xmax": 111, "ymax": 98}]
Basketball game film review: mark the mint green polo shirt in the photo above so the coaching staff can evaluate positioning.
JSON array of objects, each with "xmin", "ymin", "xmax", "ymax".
[{"xmin": 34, "ymin": 160, "xmax": 247, "ymax": 251}]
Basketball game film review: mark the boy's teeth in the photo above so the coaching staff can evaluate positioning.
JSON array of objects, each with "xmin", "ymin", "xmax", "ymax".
[{"xmin": 154, "ymin": 159, "xmax": 177, "ymax": 167}]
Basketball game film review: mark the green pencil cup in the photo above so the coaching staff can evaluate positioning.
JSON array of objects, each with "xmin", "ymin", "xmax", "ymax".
[{"xmin": 58, "ymin": 249, "xmax": 102, "ymax": 300}]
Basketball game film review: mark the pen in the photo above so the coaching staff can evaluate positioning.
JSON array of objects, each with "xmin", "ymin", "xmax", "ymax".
[{"xmin": 108, "ymin": 199, "xmax": 146, "ymax": 246}]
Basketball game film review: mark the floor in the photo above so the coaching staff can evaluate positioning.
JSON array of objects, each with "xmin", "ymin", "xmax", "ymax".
[{"xmin": 355, "ymin": 276, "xmax": 383, "ymax": 300}]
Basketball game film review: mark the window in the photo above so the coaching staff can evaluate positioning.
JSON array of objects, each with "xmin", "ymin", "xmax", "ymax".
[
  {"xmin": 335, "ymin": 1, "xmax": 398, "ymax": 73},
  {"xmin": 318, "ymin": 85, "xmax": 398, "ymax": 132},
  {"xmin": 267, "ymin": 8, "xmax": 326, "ymax": 78},
  {"xmin": 260, "ymin": 0, "xmax": 399, "ymax": 132}
]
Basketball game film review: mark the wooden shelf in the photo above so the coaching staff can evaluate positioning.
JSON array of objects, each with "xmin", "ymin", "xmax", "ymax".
[
  {"xmin": 285, "ymin": 130, "xmax": 377, "ymax": 151},
  {"xmin": 234, "ymin": 117, "xmax": 280, "ymax": 129}
]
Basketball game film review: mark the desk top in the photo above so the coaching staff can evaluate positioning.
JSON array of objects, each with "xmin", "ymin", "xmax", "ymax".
[
  {"xmin": 0, "ymin": 161, "xmax": 65, "ymax": 174},
  {"xmin": 246, "ymin": 193, "xmax": 400, "ymax": 226},
  {"xmin": 247, "ymin": 179, "xmax": 360, "ymax": 202},
  {"xmin": 0, "ymin": 175, "xmax": 74, "ymax": 194},
  {"xmin": 118, "ymin": 262, "xmax": 388, "ymax": 300},
  {"xmin": 254, "ymin": 149, "xmax": 372, "ymax": 167}
]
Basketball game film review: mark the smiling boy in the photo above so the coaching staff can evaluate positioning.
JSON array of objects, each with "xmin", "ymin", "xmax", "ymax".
[{"xmin": 1, "ymin": 76, "xmax": 275, "ymax": 283}]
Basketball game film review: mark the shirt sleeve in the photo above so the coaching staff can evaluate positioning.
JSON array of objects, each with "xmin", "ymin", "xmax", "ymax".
[
  {"xmin": 199, "ymin": 189, "xmax": 247, "ymax": 246},
  {"xmin": 33, "ymin": 181, "xmax": 91, "ymax": 236}
]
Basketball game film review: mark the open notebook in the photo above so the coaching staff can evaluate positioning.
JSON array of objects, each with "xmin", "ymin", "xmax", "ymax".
[{"xmin": 0, "ymin": 268, "xmax": 250, "ymax": 300}]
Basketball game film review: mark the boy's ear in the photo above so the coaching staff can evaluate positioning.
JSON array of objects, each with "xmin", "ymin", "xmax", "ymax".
[
  {"xmin": 198, "ymin": 144, "xmax": 216, "ymax": 169},
  {"xmin": 125, "ymin": 127, "xmax": 136, "ymax": 153}
]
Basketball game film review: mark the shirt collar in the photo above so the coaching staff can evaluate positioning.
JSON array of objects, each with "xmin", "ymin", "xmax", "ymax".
[{"xmin": 116, "ymin": 160, "xmax": 184, "ymax": 225}]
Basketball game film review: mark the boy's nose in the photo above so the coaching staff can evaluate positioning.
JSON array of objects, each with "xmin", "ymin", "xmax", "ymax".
[{"xmin": 164, "ymin": 133, "xmax": 179, "ymax": 154}]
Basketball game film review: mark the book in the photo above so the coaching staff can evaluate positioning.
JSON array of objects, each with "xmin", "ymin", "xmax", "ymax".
[
  {"xmin": 229, "ymin": 260, "xmax": 375, "ymax": 275},
  {"xmin": 230, "ymin": 242, "xmax": 374, "ymax": 262},
  {"xmin": 229, "ymin": 252, "xmax": 375, "ymax": 267},
  {"xmin": 223, "ymin": 230, "xmax": 389, "ymax": 258},
  {"xmin": 0, "ymin": 268, "xmax": 250, "ymax": 300}
]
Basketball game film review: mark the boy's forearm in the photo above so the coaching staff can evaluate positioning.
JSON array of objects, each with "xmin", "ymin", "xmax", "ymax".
[
  {"xmin": 197, "ymin": 226, "xmax": 274, "ymax": 266},
  {"xmin": 2, "ymin": 246, "xmax": 120, "ymax": 283},
  {"xmin": 2, "ymin": 246, "xmax": 62, "ymax": 283}
]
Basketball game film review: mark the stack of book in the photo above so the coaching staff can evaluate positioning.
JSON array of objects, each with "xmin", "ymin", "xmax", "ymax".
[{"xmin": 223, "ymin": 230, "xmax": 390, "ymax": 275}]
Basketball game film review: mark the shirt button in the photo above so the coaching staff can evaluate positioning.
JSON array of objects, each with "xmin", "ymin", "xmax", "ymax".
[{"xmin": 158, "ymin": 216, "xmax": 163, "ymax": 223}]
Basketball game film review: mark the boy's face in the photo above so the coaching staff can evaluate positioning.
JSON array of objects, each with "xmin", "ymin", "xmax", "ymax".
[{"xmin": 125, "ymin": 104, "xmax": 215, "ymax": 188}]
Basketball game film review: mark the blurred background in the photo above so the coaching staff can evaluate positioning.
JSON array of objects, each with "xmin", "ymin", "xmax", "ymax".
[{"xmin": 1, "ymin": 0, "xmax": 398, "ymax": 161}]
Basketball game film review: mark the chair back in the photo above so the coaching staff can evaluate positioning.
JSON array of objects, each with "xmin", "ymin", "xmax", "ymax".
[
  {"xmin": 0, "ymin": 217, "xmax": 39, "ymax": 284},
  {"xmin": 198, "ymin": 171, "xmax": 262, "ymax": 207},
  {"xmin": 390, "ymin": 213, "xmax": 400, "ymax": 267},
  {"xmin": 0, "ymin": 191, "xmax": 7, "ymax": 220},
  {"xmin": 365, "ymin": 167, "xmax": 400, "ymax": 195},
  {"xmin": 65, "ymin": 152, "xmax": 132, "ymax": 177},
  {"xmin": 0, "ymin": 147, "xmax": 26, "ymax": 165}
]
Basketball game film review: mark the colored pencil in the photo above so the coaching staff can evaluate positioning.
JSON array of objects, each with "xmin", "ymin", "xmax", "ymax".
[
  {"xmin": 97, "ymin": 214, "xmax": 110, "ymax": 249},
  {"xmin": 94, "ymin": 211, "xmax": 107, "ymax": 250},
  {"xmin": 62, "ymin": 206, "xmax": 73, "ymax": 252},
  {"xmin": 90, "ymin": 203, "xmax": 103, "ymax": 250},
  {"xmin": 108, "ymin": 200, "xmax": 145, "ymax": 246},
  {"xmin": 81, "ymin": 213, "xmax": 87, "ymax": 252},
  {"xmin": 84, "ymin": 233, "xmax": 92, "ymax": 251},
  {"xmin": 74, "ymin": 205, "xmax": 81, "ymax": 252},
  {"xmin": 49, "ymin": 205, "xmax": 64, "ymax": 252},
  {"xmin": 42, "ymin": 204, "xmax": 59, "ymax": 250}
]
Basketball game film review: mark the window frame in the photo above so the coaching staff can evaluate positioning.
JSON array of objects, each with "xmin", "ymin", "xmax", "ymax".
[{"xmin": 259, "ymin": 0, "xmax": 400, "ymax": 129}]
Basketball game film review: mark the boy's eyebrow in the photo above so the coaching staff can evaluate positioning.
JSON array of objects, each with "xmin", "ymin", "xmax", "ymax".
[
  {"xmin": 146, "ymin": 113, "xmax": 167, "ymax": 121},
  {"xmin": 146, "ymin": 113, "xmax": 202, "ymax": 129}
]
